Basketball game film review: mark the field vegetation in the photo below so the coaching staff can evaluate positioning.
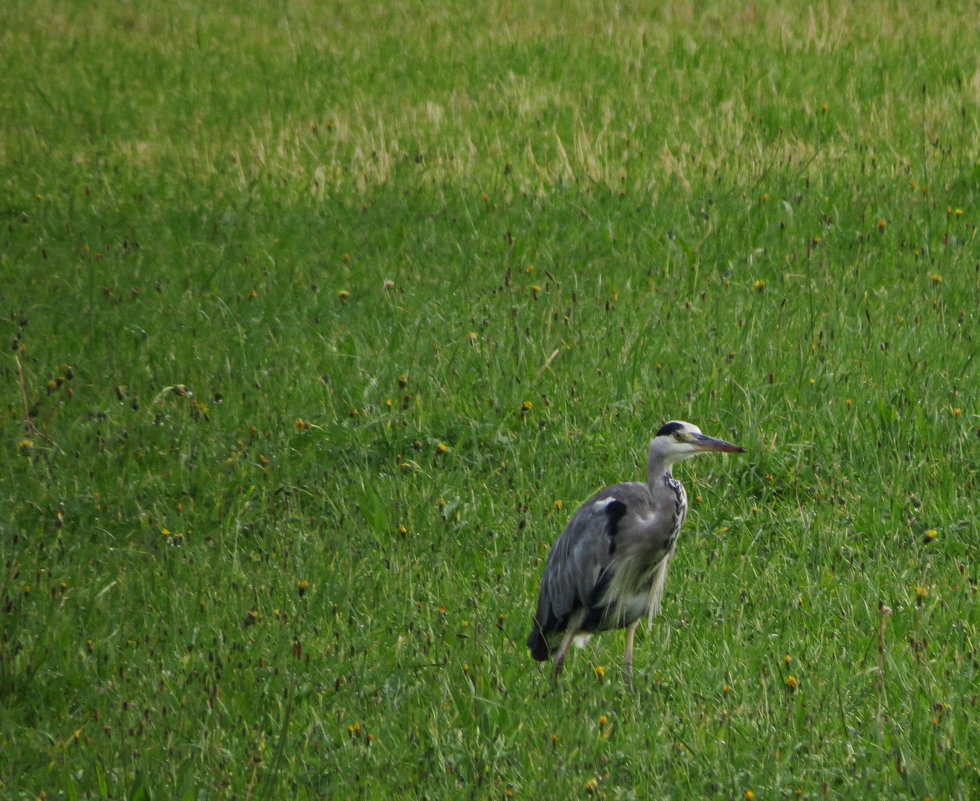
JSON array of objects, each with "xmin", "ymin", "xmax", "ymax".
[{"xmin": 1, "ymin": 1, "xmax": 977, "ymax": 798}]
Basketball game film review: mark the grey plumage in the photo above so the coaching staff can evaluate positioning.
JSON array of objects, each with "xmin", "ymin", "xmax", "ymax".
[{"xmin": 527, "ymin": 420, "xmax": 745, "ymax": 679}]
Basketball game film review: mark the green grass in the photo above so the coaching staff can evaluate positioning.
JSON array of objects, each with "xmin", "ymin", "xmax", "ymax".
[{"xmin": 1, "ymin": 1, "xmax": 977, "ymax": 798}]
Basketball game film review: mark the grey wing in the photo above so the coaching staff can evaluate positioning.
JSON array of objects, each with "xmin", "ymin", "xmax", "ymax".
[{"xmin": 527, "ymin": 490, "xmax": 628, "ymax": 660}]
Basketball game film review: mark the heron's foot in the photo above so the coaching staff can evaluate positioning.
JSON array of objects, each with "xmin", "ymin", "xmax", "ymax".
[{"xmin": 552, "ymin": 654, "xmax": 566, "ymax": 682}]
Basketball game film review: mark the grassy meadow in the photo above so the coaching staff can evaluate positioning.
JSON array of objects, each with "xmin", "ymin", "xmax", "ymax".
[{"xmin": 1, "ymin": 1, "xmax": 977, "ymax": 798}]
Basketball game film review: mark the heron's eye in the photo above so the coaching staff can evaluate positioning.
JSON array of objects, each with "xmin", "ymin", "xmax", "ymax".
[{"xmin": 673, "ymin": 432, "xmax": 684, "ymax": 442}]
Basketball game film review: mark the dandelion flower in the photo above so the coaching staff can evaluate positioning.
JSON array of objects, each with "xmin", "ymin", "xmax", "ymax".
[
  {"xmin": 337, "ymin": 289, "xmax": 351, "ymax": 300},
  {"xmin": 594, "ymin": 665, "xmax": 605, "ymax": 678},
  {"xmin": 924, "ymin": 529, "xmax": 938, "ymax": 542},
  {"xmin": 753, "ymin": 279, "xmax": 766, "ymax": 291},
  {"xmin": 930, "ymin": 274, "xmax": 943, "ymax": 284},
  {"xmin": 785, "ymin": 675, "xmax": 799, "ymax": 690}
]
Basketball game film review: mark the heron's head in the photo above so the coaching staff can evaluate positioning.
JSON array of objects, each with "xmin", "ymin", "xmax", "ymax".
[{"xmin": 651, "ymin": 420, "xmax": 745, "ymax": 467}]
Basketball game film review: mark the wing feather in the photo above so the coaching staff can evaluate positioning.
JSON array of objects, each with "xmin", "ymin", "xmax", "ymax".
[{"xmin": 527, "ymin": 487, "xmax": 632, "ymax": 659}]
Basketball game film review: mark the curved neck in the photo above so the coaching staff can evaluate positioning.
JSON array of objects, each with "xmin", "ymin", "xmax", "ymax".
[{"xmin": 647, "ymin": 445, "xmax": 679, "ymax": 486}]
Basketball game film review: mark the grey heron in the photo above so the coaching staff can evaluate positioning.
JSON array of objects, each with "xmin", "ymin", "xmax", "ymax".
[{"xmin": 527, "ymin": 420, "xmax": 745, "ymax": 680}]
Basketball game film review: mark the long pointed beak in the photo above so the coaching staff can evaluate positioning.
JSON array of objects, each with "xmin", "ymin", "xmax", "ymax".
[{"xmin": 692, "ymin": 433, "xmax": 746, "ymax": 453}]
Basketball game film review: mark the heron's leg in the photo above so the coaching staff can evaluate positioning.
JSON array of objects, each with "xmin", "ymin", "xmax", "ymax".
[
  {"xmin": 623, "ymin": 620, "xmax": 639, "ymax": 685},
  {"xmin": 552, "ymin": 608, "xmax": 587, "ymax": 679}
]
